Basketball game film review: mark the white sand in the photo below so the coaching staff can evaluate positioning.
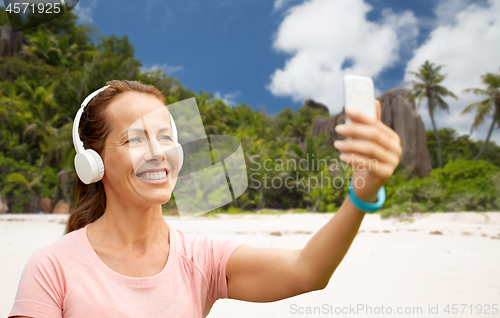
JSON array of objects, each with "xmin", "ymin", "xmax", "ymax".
[{"xmin": 1, "ymin": 212, "xmax": 499, "ymax": 318}]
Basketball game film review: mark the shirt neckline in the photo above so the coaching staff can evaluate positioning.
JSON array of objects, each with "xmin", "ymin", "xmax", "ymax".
[{"xmin": 79, "ymin": 222, "xmax": 176, "ymax": 286}]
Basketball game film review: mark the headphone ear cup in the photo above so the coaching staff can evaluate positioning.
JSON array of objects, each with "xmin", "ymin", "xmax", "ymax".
[
  {"xmin": 74, "ymin": 149, "xmax": 105, "ymax": 185},
  {"xmin": 176, "ymin": 143, "xmax": 184, "ymax": 173},
  {"xmin": 88, "ymin": 149, "xmax": 105, "ymax": 182}
]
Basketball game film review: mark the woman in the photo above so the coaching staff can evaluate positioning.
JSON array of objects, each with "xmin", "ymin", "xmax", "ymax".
[{"xmin": 9, "ymin": 80, "xmax": 402, "ymax": 318}]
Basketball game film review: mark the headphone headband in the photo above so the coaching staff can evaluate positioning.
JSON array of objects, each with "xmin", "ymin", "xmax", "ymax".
[
  {"xmin": 72, "ymin": 85, "xmax": 179, "ymax": 154},
  {"xmin": 72, "ymin": 86, "xmax": 110, "ymax": 154},
  {"xmin": 72, "ymin": 84, "xmax": 183, "ymax": 184}
]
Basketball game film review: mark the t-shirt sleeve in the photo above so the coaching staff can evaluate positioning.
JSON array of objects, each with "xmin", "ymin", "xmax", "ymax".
[
  {"xmin": 204, "ymin": 237, "xmax": 243, "ymax": 302},
  {"xmin": 8, "ymin": 248, "xmax": 64, "ymax": 318}
]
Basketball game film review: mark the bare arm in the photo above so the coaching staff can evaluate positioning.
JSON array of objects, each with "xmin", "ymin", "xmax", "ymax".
[
  {"xmin": 295, "ymin": 196, "xmax": 371, "ymax": 290},
  {"xmin": 226, "ymin": 196, "xmax": 373, "ymax": 301},
  {"xmin": 297, "ymin": 100, "xmax": 402, "ymax": 289},
  {"xmin": 226, "ymin": 101, "xmax": 402, "ymax": 301}
]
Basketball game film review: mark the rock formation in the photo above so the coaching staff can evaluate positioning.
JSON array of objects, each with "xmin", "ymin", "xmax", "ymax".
[
  {"xmin": 53, "ymin": 200, "xmax": 70, "ymax": 214},
  {"xmin": 311, "ymin": 108, "xmax": 345, "ymax": 146},
  {"xmin": 37, "ymin": 198, "xmax": 53, "ymax": 214},
  {"xmin": 0, "ymin": 196, "xmax": 8, "ymax": 214},
  {"xmin": 302, "ymin": 99, "xmax": 329, "ymax": 114},
  {"xmin": 378, "ymin": 88, "xmax": 433, "ymax": 177},
  {"xmin": 311, "ymin": 87, "xmax": 433, "ymax": 178},
  {"xmin": 0, "ymin": 25, "xmax": 26, "ymax": 57}
]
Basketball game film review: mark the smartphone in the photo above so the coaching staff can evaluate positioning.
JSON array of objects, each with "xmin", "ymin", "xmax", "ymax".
[{"xmin": 343, "ymin": 74, "xmax": 376, "ymax": 125}]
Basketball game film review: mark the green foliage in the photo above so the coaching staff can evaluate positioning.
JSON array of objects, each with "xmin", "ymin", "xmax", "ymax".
[
  {"xmin": 227, "ymin": 206, "xmax": 241, "ymax": 214},
  {"xmin": 407, "ymin": 61, "xmax": 458, "ymax": 112},
  {"xmin": 1, "ymin": 8, "xmax": 499, "ymax": 216},
  {"xmin": 381, "ymin": 159, "xmax": 500, "ymax": 218},
  {"xmin": 0, "ymin": 152, "xmax": 55, "ymax": 212},
  {"xmin": 426, "ymin": 128, "xmax": 500, "ymax": 168},
  {"xmin": 275, "ymin": 107, "xmax": 329, "ymax": 143},
  {"xmin": 407, "ymin": 60, "xmax": 457, "ymax": 169},
  {"xmin": 0, "ymin": 7, "xmax": 10, "ymax": 26},
  {"xmin": 461, "ymin": 72, "xmax": 500, "ymax": 160},
  {"xmin": 380, "ymin": 202, "xmax": 428, "ymax": 219}
]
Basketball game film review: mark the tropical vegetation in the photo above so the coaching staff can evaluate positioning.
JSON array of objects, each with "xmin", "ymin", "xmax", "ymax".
[
  {"xmin": 461, "ymin": 72, "xmax": 500, "ymax": 160},
  {"xmin": 1, "ymin": 8, "xmax": 499, "ymax": 217},
  {"xmin": 406, "ymin": 60, "xmax": 458, "ymax": 169}
]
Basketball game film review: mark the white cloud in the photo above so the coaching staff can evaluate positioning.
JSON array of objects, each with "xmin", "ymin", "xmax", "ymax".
[
  {"xmin": 267, "ymin": 0, "xmax": 418, "ymax": 113},
  {"xmin": 274, "ymin": 0, "xmax": 288, "ymax": 10},
  {"xmin": 73, "ymin": 0, "xmax": 97, "ymax": 24},
  {"xmin": 381, "ymin": 8, "xmax": 419, "ymax": 60},
  {"xmin": 404, "ymin": 0, "xmax": 500, "ymax": 144},
  {"xmin": 434, "ymin": 0, "xmax": 485, "ymax": 26},
  {"xmin": 274, "ymin": 0, "xmax": 295, "ymax": 11},
  {"xmin": 141, "ymin": 63, "xmax": 184, "ymax": 75},
  {"xmin": 274, "ymin": 0, "xmax": 306, "ymax": 11},
  {"xmin": 214, "ymin": 91, "xmax": 240, "ymax": 106}
]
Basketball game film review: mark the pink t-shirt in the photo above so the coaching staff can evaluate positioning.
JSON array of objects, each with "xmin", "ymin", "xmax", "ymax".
[{"xmin": 9, "ymin": 223, "xmax": 243, "ymax": 318}]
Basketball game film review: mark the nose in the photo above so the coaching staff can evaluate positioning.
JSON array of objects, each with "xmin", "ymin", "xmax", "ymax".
[{"xmin": 144, "ymin": 138, "xmax": 166, "ymax": 162}]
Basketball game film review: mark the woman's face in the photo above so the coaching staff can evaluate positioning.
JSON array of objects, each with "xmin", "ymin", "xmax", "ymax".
[{"xmin": 101, "ymin": 91, "xmax": 180, "ymax": 206}]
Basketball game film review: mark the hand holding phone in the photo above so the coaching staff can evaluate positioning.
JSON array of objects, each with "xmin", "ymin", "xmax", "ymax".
[
  {"xmin": 335, "ymin": 74, "xmax": 402, "ymax": 204},
  {"xmin": 343, "ymin": 74, "xmax": 376, "ymax": 125}
]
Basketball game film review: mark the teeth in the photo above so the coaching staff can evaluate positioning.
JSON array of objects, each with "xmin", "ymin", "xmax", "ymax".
[{"xmin": 137, "ymin": 171, "xmax": 167, "ymax": 180}]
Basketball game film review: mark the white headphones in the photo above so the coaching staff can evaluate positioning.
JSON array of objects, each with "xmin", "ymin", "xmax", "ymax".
[{"xmin": 72, "ymin": 85, "xmax": 184, "ymax": 185}]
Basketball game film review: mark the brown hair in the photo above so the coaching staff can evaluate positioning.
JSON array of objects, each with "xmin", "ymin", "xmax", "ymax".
[{"xmin": 65, "ymin": 80, "xmax": 166, "ymax": 234}]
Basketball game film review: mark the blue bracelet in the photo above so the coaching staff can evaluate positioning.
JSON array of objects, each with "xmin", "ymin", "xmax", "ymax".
[{"xmin": 348, "ymin": 180, "xmax": 385, "ymax": 213}]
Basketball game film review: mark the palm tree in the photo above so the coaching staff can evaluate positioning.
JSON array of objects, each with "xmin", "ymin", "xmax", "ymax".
[
  {"xmin": 406, "ymin": 60, "xmax": 458, "ymax": 169},
  {"xmin": 7, "ymin": 172, "xmax": 43, "ymax": 212},
  {"xmin": 39, "ymin": 122, "xmax": 74, "ymax": 168},
  {"xmin": 26, "ymin": 29, "xmax": 60, "ymax": 65},
  {"xmin": 286, "ymin": 133, "xmax": 335, "ymax": 211},
  {"xmin": 284, "ymin": 114, "xmax": 309, "ymax": 144},
  {"xmin": 243, "ymin": 138, "xmax": 273, "ymax": 209},
  {"xmin": 461, "ymin": 72, "xmax": 500, "ymax": 160},
  {"xmin": 54, "ymin": 35, "xmax": 80, "ymax": 67},
  {"xmin": 26, "ymin": 29, "xmax": 80, "ymax": 67}
]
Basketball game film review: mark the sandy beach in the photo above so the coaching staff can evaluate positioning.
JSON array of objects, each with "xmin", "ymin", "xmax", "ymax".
[{"xmin": 1, "ymin": 212, "xmax": 499, "ymax": 318}]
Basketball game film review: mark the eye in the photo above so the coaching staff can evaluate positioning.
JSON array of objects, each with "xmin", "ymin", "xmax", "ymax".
[
  {"xmin": 127, "ymin": 137, "xmax": 143, "ymax": 144},
  {"xmin": 160, "ymin": 135, "xmax": 173, "ymax": 142}
]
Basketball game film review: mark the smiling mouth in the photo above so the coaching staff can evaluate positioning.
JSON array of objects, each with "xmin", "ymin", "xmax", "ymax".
[{"xmin": 136, "ymin": 170, "xmax": 168, "ymax": 183}]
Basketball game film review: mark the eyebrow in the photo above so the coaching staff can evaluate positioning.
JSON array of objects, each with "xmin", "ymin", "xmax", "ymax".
[{"xmin": 120, "ymin": 127, "xmax": 173, "ymax": 138}]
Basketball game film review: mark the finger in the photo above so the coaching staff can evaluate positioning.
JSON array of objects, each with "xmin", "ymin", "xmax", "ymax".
[
  {"xmin": 339, "ymin": 152, "xmax": 395, "ymax": 180},
  {"xmin": 337, "ymin": 121, "xmax": 393, "ymax": 144},
  {"xmin": 344, "ymin": 101, "xmax": 380, "ymax": 124},
  {"xmin": 345, "ymin": 108, "xmax": 376, "ymax": 124},
  {"xmin": 334, "ymin": 139, "xmax": 400, "ymax": 168},
  {"xmin": 376, "ymin": 100, "xmax": 381, "ymax": 121},
  {"xmin": 345, "ymin": 110, "xmax": 400, "ymax": 142},
  {"xmin": 335, "ymin": 123, "xmax": 402, "ymax": 156}
]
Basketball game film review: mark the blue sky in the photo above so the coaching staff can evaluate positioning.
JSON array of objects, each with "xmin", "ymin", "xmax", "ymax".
[
  {"xmin": 8, "ymin": 0, "xmax": 500, "ymax": 142},
  {"xmin": 75, "ymin": 0, "xmax": 438, "ymax": 112}
]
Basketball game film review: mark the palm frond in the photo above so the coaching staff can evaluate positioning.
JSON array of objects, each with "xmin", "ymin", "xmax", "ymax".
[
  {"xmin": 463, "ymin": 88, "xmax": 488, "ymax": 95},
  {"xmin": 435, "ymin": 96, "xmax": 450, "ymax": 113}
]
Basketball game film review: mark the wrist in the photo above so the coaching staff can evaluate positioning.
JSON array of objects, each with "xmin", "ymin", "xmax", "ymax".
[
  {"xmin": 348, "ymin": 180, "xmax": 386, "ymax": 213},
  {"xmin": 354, "ymin": 189, "xmax": 378, "ymax": 203},
  {"xmin": 352, "ymin": 184, "xmax": 379, "ymax": 203}
]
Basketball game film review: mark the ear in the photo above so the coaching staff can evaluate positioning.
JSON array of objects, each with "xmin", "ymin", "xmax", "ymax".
[{"xmin": 376, "ymin": 100, "xmax": 381, "ymax": 120}]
